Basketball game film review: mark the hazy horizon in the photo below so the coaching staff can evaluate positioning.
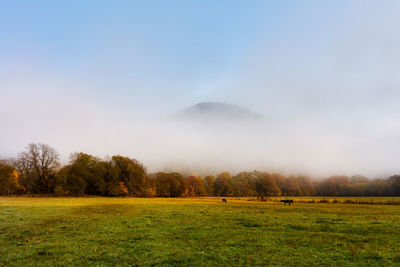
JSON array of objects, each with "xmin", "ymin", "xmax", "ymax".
[{"xmin": 1, "ymin": 1, "xmax": 400, "ymax": 178}]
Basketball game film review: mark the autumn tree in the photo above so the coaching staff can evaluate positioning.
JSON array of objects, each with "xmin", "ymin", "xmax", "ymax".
[
  {"xmin": 387, "ymin": 175, "xmax": 400, "ymax": 196},
  {"xmin": 153, "ymin": 172, "xmax": 171, "ymax": 197},
  {"xmin": 152, "ymin": 172, "xmax": 186, "ymax": 197},
  {"xmin": 143, "ymin": 174, "xmax": 157, "ymax": 197},
  {"xmin": 284, "ymin": 176, "xmax": 303, "ymax": 196},
  {"xmin": 204, "ymin": 175, "xmax": 215, "ymax": 196},
  {"xmin": 214, "ymin": 172, "xmax": 234, "ymax": 196},
  {"xmin": 185, "ymin": 176, "xmax": 205, "ymax": 197},
  {"xmin": 317, "ymin": 176, "xmax": 352, "ymax": 196},
  {"xmin": 297, "ymin": 176, "xmax": 316, "ymax": 196},
  {"xmin": 0, "ymin": 163, "xmax": 24, "ymax": 195},
  {"xmin": 233, "ymin": 171, "xmax": 257, "ymax": 197},
  {"xmin": 169, "ymin": 172, "xmax": 186, "ymax": 197},
  {"xmin": 54, "ymin": 165, "xmax": 69, "ymax": 194},
  {"xmin": 366, "ymin": 178, "xmax": 387, "ymax": 196},
  {"xmin": 254, "ymin": 172, "xmax": 281, "ymax": 197},
  {"xmin": 272, "ymin": 173, "xmax": 286, "ymax": 195},
  {"xmin": 62, "ymin": 153, "xmax": 103, "ymax": 195},
  {"xmin": 112, "ymin": 155, "xmax": 147, "ymax": 197},
  {"xmin": 102, "ymin": 159, "xmax": 120, "ymax": 196}
]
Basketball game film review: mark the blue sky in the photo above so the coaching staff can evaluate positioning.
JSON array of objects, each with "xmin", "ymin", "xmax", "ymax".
[
  {"xmin": 0, "ymin": 1, "xmax": 358, "ymax": 108},
  {"xmin": 1, "ymin": 1, "xmax": 400, "ymax": 176},
  {"xmin": 1, "ymin": 0, "xmax": 393, "ymax": 107}
]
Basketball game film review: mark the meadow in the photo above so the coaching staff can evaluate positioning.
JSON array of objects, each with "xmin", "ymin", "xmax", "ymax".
[{"xmin": 1, "ymin": 197, "xmax": 400, "ymax": 266}]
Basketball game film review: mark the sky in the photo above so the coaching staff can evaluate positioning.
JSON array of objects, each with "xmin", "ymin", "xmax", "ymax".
[{"xmin": 1, "ymin": 1, "xmax": 400, "ymax": 177}]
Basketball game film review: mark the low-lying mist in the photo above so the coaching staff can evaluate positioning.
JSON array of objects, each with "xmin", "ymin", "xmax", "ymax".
[
  {"xmin": 136, "ymin": 105, "xmax": 399, "ymax": 178},
  {"xmin": 1, "ymin": 89, "xmax": 399, "ymax": 179}
]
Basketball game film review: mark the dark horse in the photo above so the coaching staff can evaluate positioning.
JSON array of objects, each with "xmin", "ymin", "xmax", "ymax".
[
  {"xmin": 222, "ymin": 199, "xmax": 227, "ymax": 203},
  {"xmin": 280, "ymin": 199, "xmax": 294, "ymax": 206}
]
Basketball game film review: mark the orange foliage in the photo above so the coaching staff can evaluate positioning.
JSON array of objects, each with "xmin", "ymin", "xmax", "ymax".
[{"xmin": 119, "ymin": 182, "xmax": 129, "ymax": 196}]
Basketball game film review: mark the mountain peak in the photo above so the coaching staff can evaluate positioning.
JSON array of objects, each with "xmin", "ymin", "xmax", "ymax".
[{"xmin": 176, "ymin": 102, "xmax": 264, "ymax": 122}]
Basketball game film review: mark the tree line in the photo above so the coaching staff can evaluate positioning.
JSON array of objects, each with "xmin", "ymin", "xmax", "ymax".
[{"xmin": 1, "ymin": 143, "xmax": 399, "ymax": 197}]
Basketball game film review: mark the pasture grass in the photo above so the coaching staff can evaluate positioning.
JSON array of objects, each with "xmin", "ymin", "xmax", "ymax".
[{"xmin": 0, "ymin": 197, "xmax": 400, "ymax": 266}]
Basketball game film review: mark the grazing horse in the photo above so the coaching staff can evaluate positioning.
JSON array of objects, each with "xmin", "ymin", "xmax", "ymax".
[
  {"xmin": 222, "ymin": 198, "xmax": 227, "ymax": 203},
  {"xmin": 280, "ymin": 199, "xmax": 294, "ymax": 206}
]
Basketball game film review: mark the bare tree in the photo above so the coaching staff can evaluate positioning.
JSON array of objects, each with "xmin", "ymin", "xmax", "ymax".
[{"xmin": 13, "ymin": 143, "xmax": 60, "ymax": 194}]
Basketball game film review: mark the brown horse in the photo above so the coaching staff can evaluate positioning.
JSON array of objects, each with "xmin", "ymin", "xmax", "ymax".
[{"xmin": 280, "ymin": 199, "xmax": 294, "ymax": 206}]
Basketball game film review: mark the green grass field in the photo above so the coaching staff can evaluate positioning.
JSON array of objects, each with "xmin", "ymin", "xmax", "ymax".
[{"xmin": 1, "ymin": 197, "xmax": 400, "ymax": 266}]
